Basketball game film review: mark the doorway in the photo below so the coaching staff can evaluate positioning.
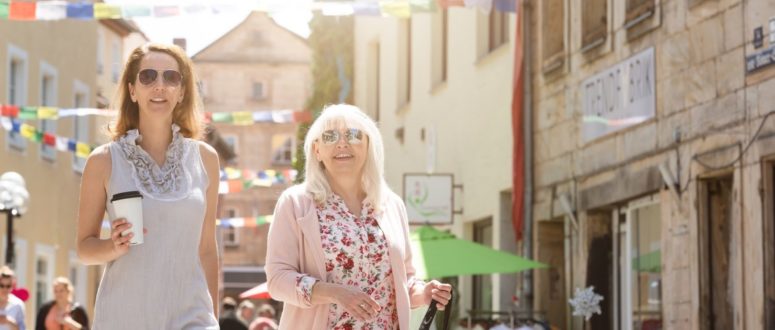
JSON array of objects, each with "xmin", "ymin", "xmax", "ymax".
[
  {"xmin": 763, "ymin": 162, "xmax": 775, "ymax": 328},
  {"xmin": 536, "ymin": 220, "xmax": 567, "ymax": 328},
  {"xmin": 698, "ymin": 175, "xmax": 734, "ymax": 330}
]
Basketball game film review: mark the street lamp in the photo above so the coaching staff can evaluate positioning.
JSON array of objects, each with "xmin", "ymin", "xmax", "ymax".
[{"xmin": 0, "ymin": 172, "xmax": 29, "ymax": 266}]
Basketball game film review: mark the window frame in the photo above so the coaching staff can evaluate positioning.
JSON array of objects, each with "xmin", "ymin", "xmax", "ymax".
[
  {"xmin": 72, "ymin": 80, "xmax": 91, "ymax": 173},
  {"xmin": 7, "ymin": 44, "xmax": 29, "ymax": 152},
  {"xmin": 39, "ymin": 61, "xmax": 58, "ymax": 162}
]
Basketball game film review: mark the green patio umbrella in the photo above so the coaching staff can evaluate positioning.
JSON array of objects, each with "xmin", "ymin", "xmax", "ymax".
[{"xmin": 410, "ymin": 225, "xmax": 547, "ymax": 280}]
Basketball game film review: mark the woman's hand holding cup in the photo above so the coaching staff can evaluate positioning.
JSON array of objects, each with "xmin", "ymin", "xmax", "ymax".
[{"xmin": 110, "ymin": 218, "xmax": 148, "ymax": 256}]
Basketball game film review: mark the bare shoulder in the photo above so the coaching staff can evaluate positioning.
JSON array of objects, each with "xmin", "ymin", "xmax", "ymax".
[
  {"xmin": 83, "ymin": 144, "xmax": 112, "ymax": 175},
  {"xmin": 196, "ymin": 141, "xmax": 220, "ymax": 171}
]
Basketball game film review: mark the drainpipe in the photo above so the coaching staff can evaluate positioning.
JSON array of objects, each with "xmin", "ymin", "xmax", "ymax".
[{"xmin": 521, "ymin": 0, "xmax": 535, "ymax": 317}]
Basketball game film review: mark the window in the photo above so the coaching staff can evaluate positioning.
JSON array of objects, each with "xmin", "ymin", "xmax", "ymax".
[
  {"xmin": 431, "ymin": 9, "xmax": 448, "ymax": 87},
  {"xmin": 398, "ymin": 18, "xmax": 411, "ymax": 109},
  {"xmin": 223, "ymin": 208, "xmax": 240, "ymax": 247},
  {"xmin": 40, "ymin": 61, "xmax": 58, "ymax": 162},
  {"xmin": 7, "ymin": 44, "xmax": 28, "ymax": 151},
  {"xmin": 271, "ymin": 135, "xmax": 294, "ymax": 165},
  {"xmin": 97, "ymin": 29, "xmax": 104, "ymax": 74},
  {"xmin": 73, "ymin": 80, "xmax": 90, "ymax": 173},
  {"xmin": 69, "ymin": 251, "xmax": 87, "ymax": 306},
  {"xmin": 625, "ymin": 0, "xmax": 655, "ymax": 28},
  {"xmin": 111, "ymin": 39, "xmax": 120, "ymax": 83},
  {"xmin": 488, "ymin": 9, "xmax": 509, "ymax": 52},
  {"xmin": 619, "ymin": 201, "xmax": 662, "ymax": 330},
  {"xmin": 582, "ymin": 0, "xmax": 607, "ymax": 51},
  {"xmin": 252, "ymin": 82, "xmax": 265, "ymax": 100},
  {"xmin": 35, "ymin": 244, "xmax": 56, "ymax": 313},
  {"xmin": 472, "ymin": 218, "xmax": 493, "ymax": 311},
  {"xmin": 541, "ymin": 0, "xmax": 565, "ymax": 73}
]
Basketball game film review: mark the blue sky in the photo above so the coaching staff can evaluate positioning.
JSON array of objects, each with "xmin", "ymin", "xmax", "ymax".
[{"xmin": 104, "ymin": 0, "xmax": 312, "ymax": 55}]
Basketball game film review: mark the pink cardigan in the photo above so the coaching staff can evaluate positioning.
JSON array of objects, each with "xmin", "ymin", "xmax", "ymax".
[{"xmin": 266, "ymin": 185, "xmax": 426, "ymax": 329}]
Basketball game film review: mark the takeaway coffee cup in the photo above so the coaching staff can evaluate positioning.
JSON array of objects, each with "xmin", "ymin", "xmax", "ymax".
[{"xmin": 110, "ymin": 191, "xmax": 144, "ymax": 245}]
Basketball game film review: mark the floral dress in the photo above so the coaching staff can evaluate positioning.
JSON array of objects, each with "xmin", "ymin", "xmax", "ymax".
[{"xmin": 296, "ymin": 194, "xmax": 399, "ymax": 330}]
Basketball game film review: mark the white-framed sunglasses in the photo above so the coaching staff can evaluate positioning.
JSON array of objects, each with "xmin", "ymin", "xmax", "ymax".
[{"xmin": 320, "ymin": 128, "xmax": 364, "ymax": 145}]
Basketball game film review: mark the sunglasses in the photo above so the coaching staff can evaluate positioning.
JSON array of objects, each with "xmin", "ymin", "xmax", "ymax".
[
  {"xmin": 137, "ymin": 69, "xmax": 183, "ymax": 86},
  {"xmin": 0, "ymin": 284, "xmax": 11, "ymax": 289},
  {"xmin": 320, "ymin": 128, "xmax": 364, "ymax": 145}
]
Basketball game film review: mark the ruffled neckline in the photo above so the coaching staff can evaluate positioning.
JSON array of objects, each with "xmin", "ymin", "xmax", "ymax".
[{"xmin": 116, "ymin": 124, "xmax": 192, "ymax": 201}]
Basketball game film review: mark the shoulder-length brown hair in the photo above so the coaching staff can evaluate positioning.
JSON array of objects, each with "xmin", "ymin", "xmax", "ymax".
[{"xmin": 110, "ymin": 43, "xmax": 204, "ymax": 141}]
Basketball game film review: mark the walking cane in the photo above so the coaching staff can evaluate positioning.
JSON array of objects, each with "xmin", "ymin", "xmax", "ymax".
[{"xmin": 419, "ymin": 291, "xmax": 453, "ymax": 330}]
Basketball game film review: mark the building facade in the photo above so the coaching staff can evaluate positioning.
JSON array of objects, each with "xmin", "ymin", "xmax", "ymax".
[
  {"xmin": 191, "ymin": 11, "xmax": 311, "ymax": 300},
  {"xmin": 352, "ymin": 5, "xmax": 518, "ymax": 323},
  {"xmin": 0, "ymin": 17, "xmax": 144, "ymax": 327},
  {"xmin": 527, "ymin": 0, "xmax": 775, "ymax": 329}
]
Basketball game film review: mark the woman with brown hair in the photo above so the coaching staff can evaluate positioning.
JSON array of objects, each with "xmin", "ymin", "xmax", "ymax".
[
  {"xmin": 76, "ymin": 43, "xmax": 220, "ymax": 329},
  {"xmin": 34, "ymin": 277, "xmax": 89, "ymax": 330}
]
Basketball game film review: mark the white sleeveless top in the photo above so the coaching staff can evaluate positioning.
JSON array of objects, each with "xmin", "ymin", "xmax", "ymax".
[{"xmin": 93, "ymin": 124, "xmax": 217, "ymax": 330}]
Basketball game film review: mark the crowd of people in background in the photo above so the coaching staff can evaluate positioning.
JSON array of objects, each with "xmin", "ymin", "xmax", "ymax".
[{"xmin": 219, "ymin": 297, "xmax": 278, "ymax": 330}]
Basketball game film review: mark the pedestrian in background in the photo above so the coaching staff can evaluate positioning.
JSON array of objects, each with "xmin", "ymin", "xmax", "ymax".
[
  {"xmin": 35, "ymin": 277, "xmax": 89, "ymax": 330},
  {"xmin": 76, "ymin": 42, "xmax": 220, "ymax": 329},
  {"xmin": 219, "ymin": 297, "xmax": 247, "ymax": 330},
  {"xmin": 249, "ymin": 304, "xmax": 277, "ymax": 330},
  {"xmin": 237, "ymin": 300, "xmax": 255, "ymax": 326},
  {"xmin": 265, "ymin": 104, "xmax": 452, "ymax": 329},
  {"xmin": 0, "ymin": 267, "xmax": 25, "ymax": 330}
]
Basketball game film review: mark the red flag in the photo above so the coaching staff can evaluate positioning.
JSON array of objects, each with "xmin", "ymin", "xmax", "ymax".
[
  {"xmin": 511, "ymin": 1, "xmax": 525, "ymax": 242},
  {"xmin": 1, "ymin": 105, "xmax": 20, "ymax": 118},
  {"xmin": 9, "ymin": 2, "xmax": 35, "ymax": 20},
  {"xmin": 293, "ymin": 111, "xmax": 312, "ymax": 123},
  {"xmin": 437, "ymin": 0, "xmax": 465, "ymax": 8},
  {"xmin": 43, "ymin": 133, "xmax": 56, "ymax": 146}
]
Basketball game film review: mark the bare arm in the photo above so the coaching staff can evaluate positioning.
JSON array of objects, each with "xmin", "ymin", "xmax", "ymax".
[
  {"xmin": 198, "ymin": 142, "xmax": 221, "ymax": 318},
  {"xmin": 76, "ymin": 145, "xmax": 132, "ymax": 265}
]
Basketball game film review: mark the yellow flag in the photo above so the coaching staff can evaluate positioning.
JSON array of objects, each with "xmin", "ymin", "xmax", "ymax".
[
  {"xmin": 76, "ymin": 142, "xmax": 91, "ymax": 158},
  {"xmin": 37, "ymin": 107, "xmax": 58, "ymax": 120},
  {"xmin": 20, "ymin": 124, "xmax": 36, "ymax": 139},
  {"xmin": 93, "ymin": 4, "xmax": 122, "ymax": 19},
  {"xmin": 380, "ymin": 2, "xmax": 411, "ymax": 18},
  {"xmin": 232, "ymin": 112, "xmax": 254, "ymax": 125}
]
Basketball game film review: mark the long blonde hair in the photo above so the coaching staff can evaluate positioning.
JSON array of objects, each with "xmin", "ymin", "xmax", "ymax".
[
  {"xmin": 303, "ymin": 104, "xmax": 390, "ymax": 210},
  {"xmin": 110, "ymin": 42, "xmax": 203, "ymax": 140}
]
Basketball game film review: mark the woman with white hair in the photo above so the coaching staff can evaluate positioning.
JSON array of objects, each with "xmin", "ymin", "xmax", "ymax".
[{"xmin": 265, "ymin": 104, "xmax": 451, "ymax": 329}]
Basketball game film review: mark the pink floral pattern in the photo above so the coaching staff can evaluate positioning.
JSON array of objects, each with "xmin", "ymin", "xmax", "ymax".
[{"xmin": 297, "ymin": 194, "xmax": 398, "ymax": 330}]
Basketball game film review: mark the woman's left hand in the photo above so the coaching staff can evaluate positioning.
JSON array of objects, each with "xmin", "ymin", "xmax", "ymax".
[{"xmin": 422, "ymin": 280, "xmax": 452, "ymax": 310}]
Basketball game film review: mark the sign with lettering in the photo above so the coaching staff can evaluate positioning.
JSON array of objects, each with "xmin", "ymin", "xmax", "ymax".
[
  {"xmin": 403, "ymin": 174, "xmax": 453, "ymax": 225},
  {"xmin": 747, "ymin": 45, "xmax": 775, "ymax": 74},
  {"xmin": 581, "ymin": 47, "xmax": 655, "ymax": 143}
]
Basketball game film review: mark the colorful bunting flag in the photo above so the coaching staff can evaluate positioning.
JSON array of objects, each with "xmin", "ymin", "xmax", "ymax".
[
  {"xmin": 0, "ymin": 1, "xmax": 8, "ymax": 19},
  {"xmin": 0, "ymin": 0, "xmax": 513, "ymax": 22},
  {"xmin": 121, "ymin": 4, "xmax": 151, "ymax": 18},
  {"xmin": 380, "ymin": 2, "xmax": 411, "ymax": 18},
  {"xmin": 66, "ymin": 2, "xmax": 93, "ymax": 19},
  {"xmin": 153, "ymin": 5, "xmax": 179, "ymax": 17},
  {"xmin": 232, "ymin": 112, "xmax": 254, "ymax": 126},
  {"xmin": 75, "ymin": 142, "xmax": 91, "ymax": 158},
  {"xmin": 37, "ymin": 107, "xmax": 58, "ymax": 120},
  {"xmin": 36, "ymin": 1, "xmax": 67, "ymax": 20},
  {"xmin": 93, "ymin": 3, "xmax": 121, "ymax": 19},
  {"xmin": 9, "ymin": 1, "xmax": 35, "ymax": 20}
]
